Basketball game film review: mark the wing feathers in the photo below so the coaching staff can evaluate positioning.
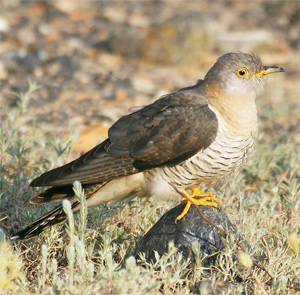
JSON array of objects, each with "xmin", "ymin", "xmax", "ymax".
[
  {"xmin": 30, "ymin": 140, "xmax": 137, "ymax": 187},
  {"xmin": 30, "ymin": 84, "xmax": 218, "ymax": 188}
]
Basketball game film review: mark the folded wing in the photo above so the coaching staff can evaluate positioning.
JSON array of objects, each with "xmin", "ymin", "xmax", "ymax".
[{"xmin": 30, "ymin": 85, "xmax": 218, "ymax": 188}]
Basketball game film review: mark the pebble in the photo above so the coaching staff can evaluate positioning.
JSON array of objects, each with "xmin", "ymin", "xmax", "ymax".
[{"xmin": 0, "ymin": 17, "xmax": 9, "ymax": 32}]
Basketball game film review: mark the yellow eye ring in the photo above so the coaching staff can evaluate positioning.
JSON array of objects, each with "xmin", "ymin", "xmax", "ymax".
[{"xmin": 235, "ymin": 67, "xmax": 249, "ymax": 78}]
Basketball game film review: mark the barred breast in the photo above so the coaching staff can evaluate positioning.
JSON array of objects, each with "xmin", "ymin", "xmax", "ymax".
[
  {"xmin": 140, "ymin": 114, "xmax": 256, "ymax": 202},
  {"xmin": 140, "ymin": 131, "xmax": 254, "ymax": 202},
  {"xmin": 162, "ymin": 130, "xmax": 254, "ymax": 189}
]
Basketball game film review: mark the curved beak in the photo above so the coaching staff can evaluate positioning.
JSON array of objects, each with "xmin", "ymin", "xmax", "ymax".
[{"xmin": 254, "ymin": 66, "xmax": 285, "ymax": 77}]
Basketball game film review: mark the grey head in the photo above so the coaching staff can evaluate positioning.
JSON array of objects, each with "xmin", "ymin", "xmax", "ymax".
[{"xmin": 204, "ymin": 52, "xmax": 285, "ymax": 97}]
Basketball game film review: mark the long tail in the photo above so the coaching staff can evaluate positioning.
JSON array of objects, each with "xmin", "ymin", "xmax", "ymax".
[
  {"xmin": 11, "ymin": 184, "xmax": 103, "ymax": 241},
  {"xmin": 11, "ymin": 202, "xmax": 73, "ymax": 240},
  {"xmin": 11, "ymin": 174, "xmax": 142, "ymax": 240}
]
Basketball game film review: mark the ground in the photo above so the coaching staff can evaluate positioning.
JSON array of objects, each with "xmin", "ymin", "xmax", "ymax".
[{"xmin": 0, "ymin": 1, "xmax": 299, "ymax": 294}]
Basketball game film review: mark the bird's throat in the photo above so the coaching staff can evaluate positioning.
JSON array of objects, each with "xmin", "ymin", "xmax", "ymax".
[{"xmin": 205, "ymin": 85, "xmax": 258, "ymax": 138}]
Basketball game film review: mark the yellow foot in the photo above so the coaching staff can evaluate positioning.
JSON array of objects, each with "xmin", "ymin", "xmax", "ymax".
[{"xmin": 175, "ymin": 188, "xmax": 223, "ymax": 223}]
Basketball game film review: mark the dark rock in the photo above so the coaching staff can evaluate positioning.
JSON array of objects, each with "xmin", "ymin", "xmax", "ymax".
[
  {"xmin": 134, "ymin": 203, "xmax": 251, "ymax": 267},
  {"xmin": 13, "ymin": 53, "xmax": 42, "ymax": 70},
  {"xmin": 45, "ymin": 55, "xmax": 78, "ymax": 80}
]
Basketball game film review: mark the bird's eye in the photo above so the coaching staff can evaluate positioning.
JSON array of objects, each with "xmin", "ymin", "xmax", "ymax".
[{"xmin": 235, "ymin": 67, "xmax": 249, "ymax": 78}]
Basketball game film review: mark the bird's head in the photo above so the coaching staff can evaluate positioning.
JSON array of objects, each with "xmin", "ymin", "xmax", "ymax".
[{"xmin": 204, "ymin": 52, "xmax": 285, "ymax": 98}]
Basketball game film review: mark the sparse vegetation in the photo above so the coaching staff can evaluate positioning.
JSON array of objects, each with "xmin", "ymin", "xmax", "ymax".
[{"xmin": 0, "ymin": 76, "xmax": 299, "ymax": 294}]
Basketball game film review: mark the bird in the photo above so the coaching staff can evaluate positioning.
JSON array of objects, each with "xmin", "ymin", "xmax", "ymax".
[{"xmin": 12, "ymin": 52, "xmax": 284, "ymax": 240}]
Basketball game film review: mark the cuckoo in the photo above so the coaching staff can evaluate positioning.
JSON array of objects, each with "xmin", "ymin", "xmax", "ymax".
[{"xmin": 12, "ymin": 52, "xmax": 284, "ymax": 240}]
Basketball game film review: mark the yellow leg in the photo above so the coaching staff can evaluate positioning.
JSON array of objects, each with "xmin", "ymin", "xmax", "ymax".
[{"xmin": 175, "ymin": 188, "xmax": 223, "ymax": 223}]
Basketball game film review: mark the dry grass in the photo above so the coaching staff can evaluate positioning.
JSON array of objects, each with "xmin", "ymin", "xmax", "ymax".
[{"xmin": 0, "ymin": 82, "xmax": 299, "ymax": 294}]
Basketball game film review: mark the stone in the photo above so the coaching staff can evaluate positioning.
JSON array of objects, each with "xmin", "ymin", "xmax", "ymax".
[{"xmin": 135, "ymin": 202, "xmax": 251, "ymax": 267}]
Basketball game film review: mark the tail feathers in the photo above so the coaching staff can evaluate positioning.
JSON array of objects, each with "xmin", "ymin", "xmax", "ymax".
[
  {"xmin": 11, "ymin": 203, "xmax": 72, "ymax": 240},
  {"xmin": 30, "ymin": 186, "xmax": 75, "ymax": 204},
  {"xmin": 12, "ymin": 183, "xmax": 104, "ymax": 240}
]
